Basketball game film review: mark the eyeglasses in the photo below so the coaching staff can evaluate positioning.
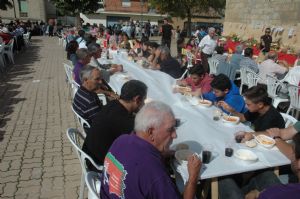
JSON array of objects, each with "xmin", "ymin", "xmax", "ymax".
[
  {"xmin": 265, "ymin": 31, "xmax": 271, "ymax": 33},
  {"xmin": 166, "ymin": 118, "xmax": 182, "ymax": 133}
]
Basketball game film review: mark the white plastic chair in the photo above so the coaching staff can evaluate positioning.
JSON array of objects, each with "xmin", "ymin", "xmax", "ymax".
[
  {"xmin": 23, "ymin": 32, "xmax": 30, "ymax": 46},
  {"xmin": 176, "ymin": 51, "xmax": 194, "ymax": 80},
  {"xmin": 66, "ymin": 128, "xmax": 103, "ymax": 199},
  {"xmin": 247, "ymin": 69, "xmax": 261, "ymax": 88},
  {"xmin": 280, "ymin": 113, "xmax": 298, "ymax": 128},
  {"xmin": 71, "ymin": 106, "xmax": 90, "ymax": 138},
  {"xmin": 97, "ymin": 94, "xmax": 107, "ymax": 106},
  {"xmin": 266, "ymin": 74, "xmax": 289, "ymax": 108},
  {"xmin": 0, "ymin": 45, "xmax": 6, "ymax": 72},
  {"xmin": 63, "ymin": 63, "xmax": 74, "ymax": 85},
  {"xmin": 287, "ymin": 84, "xmax": 300, "ymax": 118},
  {"xmin": 72, "ymin": 81, "xmax": 80, "ymax": 98},
  {"xmin": 85, "ymin": 171, "xmax": 101, "ymax": 199},
  {"xmin": 208, "ymin": 58, "xmax": 219, "ymax": 75},
  {"xmin": 3, "ymin": 39, "xmax": 14, "ymax": 64},
  {"xmin": 239, "ymin": 67, "xmax": 249, "ymax": 94}
]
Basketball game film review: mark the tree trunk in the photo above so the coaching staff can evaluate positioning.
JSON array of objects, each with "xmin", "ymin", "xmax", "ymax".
[{"xmin": 187, "ymin": 9, "xmax": 192, "ymax": 37}]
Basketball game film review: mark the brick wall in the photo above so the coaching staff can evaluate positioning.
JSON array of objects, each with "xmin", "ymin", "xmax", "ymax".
[{"xmin": 105, "ymin": 0, "xmax": 148, "ymax": 13}]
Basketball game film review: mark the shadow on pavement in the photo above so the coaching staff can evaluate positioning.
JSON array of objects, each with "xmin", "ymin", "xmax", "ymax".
[{"xmin": 0, "ymin": 38, "xmax": 41, "ymax": 141}]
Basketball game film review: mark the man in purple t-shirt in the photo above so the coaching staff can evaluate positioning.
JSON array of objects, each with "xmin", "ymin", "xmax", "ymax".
[
  {"xmin": 100, "ymin": 101, "xmax": 201, "ymax": 199},
  {"xmin": 73, "ymin": 48, "xmax": 91, "ymax": 85}
]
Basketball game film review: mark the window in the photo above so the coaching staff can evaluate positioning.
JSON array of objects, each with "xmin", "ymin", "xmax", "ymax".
[
  {"xmin": 18, "ymin": 0, "xmax": 28, "ymax": 17},
  {"xmin": 122, "ymin": 0, "xmax": 131, "ymax": 7}
]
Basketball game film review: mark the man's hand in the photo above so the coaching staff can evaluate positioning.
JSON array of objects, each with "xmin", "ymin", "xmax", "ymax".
[
  {"xmin": 266, "ymin": 128, "xmax": 280, "ymax": 138},
  {"xmin": 235, "ymin": 131, "xmax": 254, "ymax": 143},
  {"xmin": 217, "ymin": 101, "xmax": 235, "ymax": 113},
  {"xmin": 245, "ymin": 189, "xmax": 260, "ymax": 199},
  {"xmin": 187, "ymin": 155, "xmax": 201, "ymax": 182}
]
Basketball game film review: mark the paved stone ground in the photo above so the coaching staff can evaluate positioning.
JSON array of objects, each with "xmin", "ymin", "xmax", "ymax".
[
  {"xmin": 0, "ymin": 37, "xmax": 82, "ymax": 199},
  {"xmin": 0, "ymin": 36, "xmax": 178, "ymax": 199}
]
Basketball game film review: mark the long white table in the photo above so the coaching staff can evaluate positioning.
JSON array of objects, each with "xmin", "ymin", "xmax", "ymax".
[{"xmin": 101, "ymin": 53, "xmax": 290, "ymax": 198}]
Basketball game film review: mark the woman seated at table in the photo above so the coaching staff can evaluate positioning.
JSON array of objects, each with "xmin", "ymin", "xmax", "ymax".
[
  {"xmin": 218, "ymin": 85, "xmax": 285, "ymax": 131},
  {"xmin": 211, "ymin": 46, "xmax": 227, "ymax": 63},
  {"xmin": 203, "ymin": 74, "xmax": 247, "ymax": 114},
  {"xmin": 147, "ymin": 42, "xmax": 160, "ymax": 63},
  {"xmin": 186, "ymin": 37, "xmax": 197, "ymax": 52},
  {"xmin": 119, "ymin": 33, "xmax": 131, "ymax": 50},
  {"xmin": 174, "ymin": 63, "xmax": 213, "ymax": 95},
  {"xmin": 138, "ymin": 40, "xmax": 151, "ymax": 59}
]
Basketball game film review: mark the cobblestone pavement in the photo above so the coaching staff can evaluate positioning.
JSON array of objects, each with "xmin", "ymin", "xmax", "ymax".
[
  {"xmin": 0, "ymin": 37, "xmax": 82, "ymax": 199},
  {"xmin": 0, "ymin": 36, "xmax": 178, "ymax": 199}
]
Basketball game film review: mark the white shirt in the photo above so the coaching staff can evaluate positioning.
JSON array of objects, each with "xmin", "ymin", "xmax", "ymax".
[
  {"xmin": 198, "ymin": 35, "xmax": 217, "ymax": 55},
  {"xmin": 282, "ymin": 66, "xmax": 300, "ymax": 86},
  {"xmin": 258, "ymin": 59, "xmax": 287, "ymax": 84}
]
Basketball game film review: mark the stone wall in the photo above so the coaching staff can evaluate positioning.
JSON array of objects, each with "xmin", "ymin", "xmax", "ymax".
[{"xmin": 224, "ymin": 0, "xmax": 300, "ymax": 50}]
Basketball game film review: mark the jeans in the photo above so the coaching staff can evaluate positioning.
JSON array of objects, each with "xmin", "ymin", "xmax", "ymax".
[{"xmin": 218, "ymin": 170, "xmax": 281, "ymax": 199}]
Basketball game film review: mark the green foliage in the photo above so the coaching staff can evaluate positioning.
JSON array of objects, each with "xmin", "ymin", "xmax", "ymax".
[
  {"xmin": 50, "ymin": 0, "xmax": 100, "ymax": 16},
  {"xmin": 0, "ymin": 0, "xmax": 13, "ymax": 10}
]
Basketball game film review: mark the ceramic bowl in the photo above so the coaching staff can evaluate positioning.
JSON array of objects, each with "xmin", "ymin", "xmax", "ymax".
[{"xmin": 255, "ymin": 135, "xmax": 275, "ymax": 149}]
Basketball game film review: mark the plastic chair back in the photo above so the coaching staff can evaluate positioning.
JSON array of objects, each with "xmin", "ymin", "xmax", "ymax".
[
  {"xmin": 287, "ymin": 84, "xmax": 300, "ymax": 117},
  {"xmin": 280, "ymin": 113, "xmax": 298, "ymax": 128},
  {"xmin": 71, "ymin": 106, "xmax": 90, "ymax": 137},
  {"xmin": 208, "ymin": 58, "xmax": 219, "ymax": 75},
  {"xmin": 85, "ymin": 171, "xmax": 101, "ymax": 199}
]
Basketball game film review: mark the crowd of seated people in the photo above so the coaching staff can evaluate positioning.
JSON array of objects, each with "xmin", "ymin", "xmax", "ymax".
[{"xmin": 62, "ymin": 25, "xmax": 300, "ymax": 199}]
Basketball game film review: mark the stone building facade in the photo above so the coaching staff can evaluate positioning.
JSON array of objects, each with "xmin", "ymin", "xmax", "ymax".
[
  {"xmin": 224, "ymin": 0, "xmax": 300, "ymax": 49},
  {"xmin": 0, "ymin": 0, "xmax": 56, "ymax": 22}
]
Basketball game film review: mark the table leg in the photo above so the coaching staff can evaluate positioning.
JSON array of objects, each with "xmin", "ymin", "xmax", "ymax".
[
  {"xmin": 201, "ymin": 180, "xmax": 210, "ymax": 199},
  {"xmin": 211, "ymin": 177, "xmax": 219, "ymax": 199},
  {"xmin": 274, "ymin": 166, "xmax": 279, "ymax": 177}
]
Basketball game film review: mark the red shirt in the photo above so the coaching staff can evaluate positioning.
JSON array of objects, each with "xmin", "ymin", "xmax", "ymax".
[
  {"xmin": 0, "ymin": 33, "xmax": 13, "ymax": 44},
  {"xmin": 185, "ymin": 73, "xmax": 213, "ymax": 93}
]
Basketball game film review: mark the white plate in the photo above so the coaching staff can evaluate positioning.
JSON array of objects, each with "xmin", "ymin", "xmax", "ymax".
[{"xmin": 234, "ymin": 149, "xmax": 258, "ymax": 163}]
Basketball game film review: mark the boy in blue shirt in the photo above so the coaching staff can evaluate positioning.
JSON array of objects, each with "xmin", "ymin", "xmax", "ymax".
[{"xmin": 203, "ymin": 74, "xmax": 247, "ymax": 114}]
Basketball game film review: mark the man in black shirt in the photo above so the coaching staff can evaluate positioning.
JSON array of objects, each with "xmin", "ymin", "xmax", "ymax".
[
  {"xmin": 161, "ymin": 18, "xmax": 173, "ymax": 49},
  {"xmin": 82, "ymin": 80, "xmax": 148, "ymax": 171},
  {"xmin": 151, "ymin": 46, "xmax": 182, "ymax": 79},
  {"xmin": 260, "ymin": 28, "xmax": 272, "ymax": 53},
  {"xmin": 218, "ymin": 85, "xmax": 285, "ymax": 131}
]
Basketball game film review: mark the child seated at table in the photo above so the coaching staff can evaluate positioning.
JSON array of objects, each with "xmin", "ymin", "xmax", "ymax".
[
  {"xmin": 218, "ymin": 85, "xmax": 285, "ymax": 131},
  {"xmin": 203, "ymin": 74, "xmax": 247, "ymax": 114},
  {"xmin": 174, "ymin": 64, "xmax": 213, "ymax": 94}
]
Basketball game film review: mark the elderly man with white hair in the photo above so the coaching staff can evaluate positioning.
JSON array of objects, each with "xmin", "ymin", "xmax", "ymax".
[
  {"xmin": 100, "ymin": 101, "xmax": 201, "ymax": 199},
  {"xmin": 87, "ymin": 43, "xmax": 123, "ymax": 83},
  {"xmin": 258, "ymin": 51, "xmax": 289, "ymax": 84},
  {"xmin": 151, "ymin": 45, "xmax": 182, "ymax": 78},
  {"xmin": 198, "ymin": 27, "xmax": 217, "ymax": 73},
  {"xmin": 0, "ymin": 27, "xmax": 13, "ymax": 44}
]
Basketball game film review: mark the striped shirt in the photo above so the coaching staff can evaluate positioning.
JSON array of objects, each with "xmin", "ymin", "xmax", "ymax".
[
  {"xmin": 72, "ymin": 86, "xmax": 103, "ymax": 124},
  {"xmin": 240, "ymin": 57, "xmax": 259, "ymax": 73}
]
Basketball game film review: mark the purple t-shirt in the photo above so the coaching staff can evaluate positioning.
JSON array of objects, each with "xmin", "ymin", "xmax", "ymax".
[
  {"xmin": 73, "ymin": 62, "xmax": 84, "ymax": 85},
  {"xmin": 258, "ymin": 184, "xmax": 300, "ymax": 199},
  {"xmin": 100, "ymin": 134, "xmax": 181, "ymax": 199}
]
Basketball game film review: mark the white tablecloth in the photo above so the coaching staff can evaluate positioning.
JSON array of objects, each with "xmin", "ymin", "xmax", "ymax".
[{"xmin": 102, "ymin": 53, "xmax": 290, "ymax": 182}]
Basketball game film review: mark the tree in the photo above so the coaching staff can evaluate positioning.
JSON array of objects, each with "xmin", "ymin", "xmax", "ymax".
[
  {"xmin": 50, "ymin": 0, "xmax": 100, "ymax": 26},
  {"xmin": 149, "ymin": 0, "xmax": 226, "ymax": 37},
  {"xmin": 0, "ymin": 0, "xmax": 13, "ymax": 10}
]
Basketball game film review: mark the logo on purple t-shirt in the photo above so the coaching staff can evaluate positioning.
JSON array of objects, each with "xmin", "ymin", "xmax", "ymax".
[{"xmin": 103, "ymin": 152, "xmax": 128, "ymax": 199}]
